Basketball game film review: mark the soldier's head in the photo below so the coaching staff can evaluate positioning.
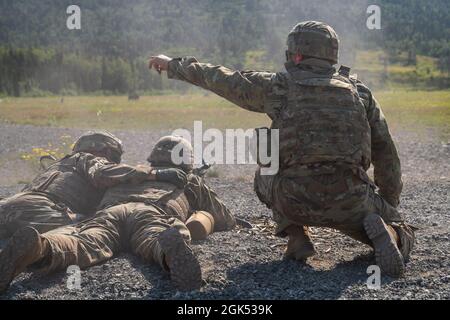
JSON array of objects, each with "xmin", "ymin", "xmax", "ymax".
[
  {"xmin": 73, "ymin": 131, "xmax": 123, "ymax": 164},
  {"xmin": 147, "ymin": 135, "xmax": 193, "ymax": 173},
  {"xmin": 286, "ymin": 21, "xmax": 339, "ymax": 65}
]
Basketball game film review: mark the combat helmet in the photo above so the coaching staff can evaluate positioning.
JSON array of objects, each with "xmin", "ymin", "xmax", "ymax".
[
  {"xmin": 73, "ymin": 130, "xmax": 123, "ymax": 163},
  {"xmin": 148, "ymin": 135, "xmax": 193, "ymax": 172},
  {"xmin": 286, "ymin": 21, "xmax": 339, "ymax": 64}
]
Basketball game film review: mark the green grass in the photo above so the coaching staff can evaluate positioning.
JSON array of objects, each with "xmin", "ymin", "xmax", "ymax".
[
  {"xmin": 354, "ymin": 50, "xmax": 449, "ymax": 90},
  {"xmin": 0, "ymin": 90, "xmax": 449, "ymax": 136},
  {"xmin": 376, "ymin": 90, "xmax": 450, "ymax": 132},
  {"xmin": 0, "ymin": 95, "xmax": 269, "ymax": 130}
]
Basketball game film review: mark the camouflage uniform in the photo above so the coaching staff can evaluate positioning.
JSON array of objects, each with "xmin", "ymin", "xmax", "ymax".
[
  {"xmin": 165, "ymin": 44, "xmax": 409, "ymax": 246},
  {"xmin": 0, "ymin": 136, "xmax": 234, "ymax": 291},
  {"xmin": 33, "ymin": 173, "xmax": 235, "ymax": 275},
  {"xmin": 29, "ymin": 136, "xmax": 234, "ymax": 277},
  {"xmin": 0, "ymin": 133, "xmax": 151, "ymax": 239}
]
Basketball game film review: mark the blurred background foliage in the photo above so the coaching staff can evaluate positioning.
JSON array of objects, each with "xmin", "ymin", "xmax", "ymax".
[{"xmin": 0, "ymin": 0, "xmax": 449, "ymax": 96}]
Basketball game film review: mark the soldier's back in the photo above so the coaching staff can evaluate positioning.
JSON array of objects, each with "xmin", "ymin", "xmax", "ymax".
[
  {"xmin": 99, "ymin": 180, "xmax": 191, "ymax": 222},
  {"xmin": 22, "ymin": 153, "xmax": 103, "ymax": 215}
]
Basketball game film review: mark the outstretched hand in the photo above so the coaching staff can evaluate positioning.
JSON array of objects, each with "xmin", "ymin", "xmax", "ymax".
[{"xmin": 148, "ymin": 54, "xmax": 172, "ymax": 74}]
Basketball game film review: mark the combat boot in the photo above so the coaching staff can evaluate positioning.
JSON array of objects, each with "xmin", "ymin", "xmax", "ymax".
[
  {"xmin": 0, "ymin": 226, "xmax": 48, "ymax": 293},
  {"xmin": 158, "ymin": 227, "xmax": 202, "ymax": 291},
  {"xmin": 284, "ymin": 225, "xmax": 317, "ymax": 261},
  {"xmin": 393, "ymin": 223, "xmax": 416, "ymax": 262},
  {"xmin": 363, "ymin": 214, "xmax": 405, "ymax": 277}
]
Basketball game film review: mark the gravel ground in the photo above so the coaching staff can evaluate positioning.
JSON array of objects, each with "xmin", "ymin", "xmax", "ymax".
[{"xmin": 0, "ymin": 123, "xmax": 449, "ymax": 300}]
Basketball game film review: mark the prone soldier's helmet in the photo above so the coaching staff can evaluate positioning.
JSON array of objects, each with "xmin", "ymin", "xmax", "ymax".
[
  {"xmin": 148, "ymin": 135, "xmax": 193, "ymax": 173},
  {"xmin": 286, "ymin": 21, "xmax": 339, "ymax": 64},
  {"xmin": 73, "ymin": 130, "xmax": 123, "ymax": 163}
]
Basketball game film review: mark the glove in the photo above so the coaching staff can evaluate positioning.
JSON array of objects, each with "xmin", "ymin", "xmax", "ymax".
[{"xmin": 155, "ymin": 168, "xmax": 187, "ymax": 188}]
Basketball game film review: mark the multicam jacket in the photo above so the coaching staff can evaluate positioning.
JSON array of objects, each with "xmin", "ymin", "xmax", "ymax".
[
  {"xmin": 167, "ymin": 57, "xmax": 402, "ymax": 207},
  {"xmin": 22, "ymin": 152, "xmax": 152, "ymax": 215},
  {"xmin": 98, "ymin": 173, "xmax": 236, "ymax": 232}
]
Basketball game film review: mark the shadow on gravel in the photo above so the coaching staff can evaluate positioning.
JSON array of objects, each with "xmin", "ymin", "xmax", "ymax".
[
  {"xmin": 221, "ymin": 253, "xmax": 381, "ymax": 299},
  {"xmin": 0, "ymin": 271, "xmax": 67, "ymax": 300},
  {"xmin": 128, "ymin": 256, "xmax": 176, "ymax": 295},
  {"xmin": 0, "ymin": 244, "xmax": 398, "ymax": 299}
]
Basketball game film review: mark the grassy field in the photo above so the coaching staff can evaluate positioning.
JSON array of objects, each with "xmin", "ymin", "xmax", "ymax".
[
  {"xmin": 353, "ymin": 50, "xmax": 449, "ymax": 90},
  {"xmin": 0, "ymin": 90, "xmax": 449, "ymax": 136},
  {"xmin": 0, "ymin": 94, "xmax": 269, "ymax": 130}
]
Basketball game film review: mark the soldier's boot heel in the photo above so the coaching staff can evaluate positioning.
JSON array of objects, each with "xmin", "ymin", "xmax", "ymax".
[
  {"xmin": 363, "ymin": 214, "xmax": 405, "ymax": 278},
  {"xmin": 0, "ymin": 226, "xmax": 43, "ymax": 293},
  {"xmin": 294, "ymin": 239, "xmax": 317, "ymax": 261},
  {"xmin": 285, "ymin": 226, "xmax": 317, "ymax": 261},
  {"xmin": 158, "ymin": 228, "xmax": 202, "ymax": 291}
]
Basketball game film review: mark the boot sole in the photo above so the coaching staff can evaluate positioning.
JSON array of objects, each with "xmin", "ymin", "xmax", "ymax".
[
  {"xmin": 158, "ymin": 228, "xmax": 202, "ymax": 291},
  {"xmin": 363, "ymin": 214, "xmax": 405, "ymax": 278},
  {"xmin": 0, "ymin": 227, "xmax": 41, "ymax": 293}
]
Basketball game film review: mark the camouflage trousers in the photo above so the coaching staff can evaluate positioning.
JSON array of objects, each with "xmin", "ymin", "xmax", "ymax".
[
  {"xmin": 254, "ymin": 164, "xmax": 404, "ymax": 245},
  {"xmin": 36, "ymin": 202, "xmax": 190, "ymax": 274},
  {"xmin": 0, "ymin": 192, "xmax": 77, "ymax": 239}
]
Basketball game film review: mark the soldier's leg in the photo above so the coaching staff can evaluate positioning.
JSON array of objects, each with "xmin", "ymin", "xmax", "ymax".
[
  {"xmin": 361, "ymin": 187, "xmax": 415, "ymax": 262},
  {"xmin": 0, "ymin": 226, "xmax": 50, "ymax": 293},
  {"xmin": 254, "ymin": 167, "xmax": 316, "ymax": 260},
  {"xmin": 39, "ymin": 204, "xmax": 129, "ymax": 273},
  {"xmin": 260, "ymin": 165, "xmax": 414, "ymax": 276},
  {"xmin": 333, "ymin": 185, "xmax": 414, "ymax": 277},
  {"xmin": 337, "ymin": 190, "xmax": 401, "ymax": 247},
  {"xmin": 268, "ymin": 166, "xmax": 410, "ymax": 252},
  {"xmin": 338, "ymin": 186, "xmax": 414, "ymax": 247},
  {"xmin": 272, "ymin": 207, "xmax": 317, "ymax": 260},
  {"xmin": 284, "ymin": 224, "xmax": 316, "ymax": 260},
  {"xmin": 0, "ymin": 192, "xmax": 75, "ymax": 239},
  {"xmin": 338, "ymin": 229, "xmax": 372, "ymax": 245},
  {"xmin": 254, "ymin": 167, "xmax": 275, "ymax": 209},
  {"xmin": 0, "ymin": 204, "xmax": 130, "ymax": 293},
  {"xmin": 127, "ymin": 204, "xmax": 201, "ymax": 291}
]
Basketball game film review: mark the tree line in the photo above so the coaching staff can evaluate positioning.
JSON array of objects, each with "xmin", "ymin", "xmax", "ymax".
[
  {"xmin": 0, "ymin": 47, "xmax": 180, "ymax": 96},
  {"xmin": 0, "ymin": 0, "xmax": 448, "ymax": 96}
]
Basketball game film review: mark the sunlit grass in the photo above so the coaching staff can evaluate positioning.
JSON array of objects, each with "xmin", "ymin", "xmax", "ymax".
[
  {"xmin": 375, "ymin": 90, "xmax": 450, "ymax": 135},
  {"xmin": 0, "ymin": 95, "xmax": 269, "ymax": 130},
  {"xmin": 353, "ymin": 50, "xmax": 447, "ymax": 90},
  {"xmin": 0, "ymin": 90, "xmax": 449, "ymax": 136}
]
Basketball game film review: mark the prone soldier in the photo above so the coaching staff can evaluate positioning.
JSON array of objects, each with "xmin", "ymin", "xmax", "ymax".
[
  {"xmin": 0, "ymin": 136, "xmax": 235, "ymax": 292},
  {"xmin": 0, "ymin": 131, "xmax": 185, "ymax": 238}
]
